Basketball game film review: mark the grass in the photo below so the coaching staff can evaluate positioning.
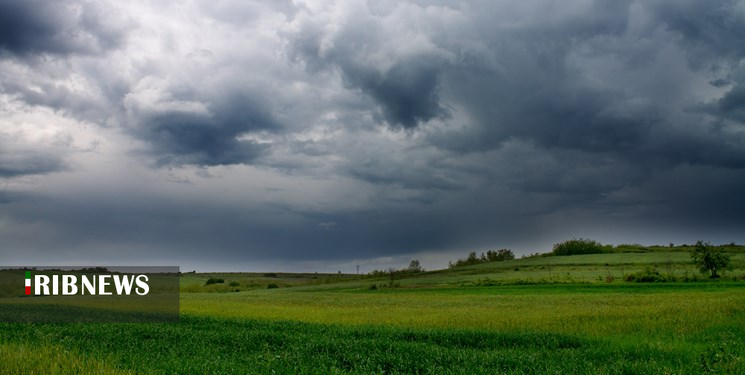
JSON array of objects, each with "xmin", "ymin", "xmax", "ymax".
[
  {"xmin": 0, "ymin": 341, "xmax": 132, "ymax": 375},
  {"xmin": 0, "ymin": 309, "xmax": 742, "ymax": 374},
  {"xmin": 178, "ymin": 283, "xmax": 745, "ymax": 333},
  {"xmin": 1, "ymin": 283, "xmax": 743, "ymax": 373},
  {"xmin": 1, "ymin": 250, "xmax": 744, "ymax": 373}
]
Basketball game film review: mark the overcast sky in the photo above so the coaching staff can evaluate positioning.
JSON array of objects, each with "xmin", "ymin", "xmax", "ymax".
[{"xmin": 1, "ymin": 0, "xmax": 744, "ymax": 272}]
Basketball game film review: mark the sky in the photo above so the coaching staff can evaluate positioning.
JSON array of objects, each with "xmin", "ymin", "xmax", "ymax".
[{"xmin": 1, "ymin": 0, "xmax": 744, "ymax": 272}]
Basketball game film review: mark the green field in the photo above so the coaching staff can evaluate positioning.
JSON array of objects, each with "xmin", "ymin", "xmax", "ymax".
[{"xmin": 1, "ymin": 250, "xmax": 744, "ymax": 373}]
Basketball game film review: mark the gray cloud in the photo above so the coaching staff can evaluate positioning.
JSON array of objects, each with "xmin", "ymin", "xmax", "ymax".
[
  {"xmin": 0, "ymin": 0, "xmax": 122, "ymax": 56},
  {"xmin": 125, "ymin": 89, "xmax": 280, "ymax": 166},
  {"xmin": 1, "ymin": 0, "xmax": 744, "ymax": 270},
  {"xmin": 0, "ymin": 153, "xmax": 65, "ymax": 178},
  {"xmin": 0, "ymin": 133, "xmax": 68, "ymax": 178},
  {"xmin": 134, "ymin": 111, "xmax": 268, "ymax": 166},
  {"xmin": 649, "ymin": 0, "xmax": 745, "ymax": 63},
  {"xmin": 341, "ymin": 58, "xmax": 448, "ymax": 129},
  {"xmin": 285, "ymin": 4, "xmax": 452, "ymax": 129}
]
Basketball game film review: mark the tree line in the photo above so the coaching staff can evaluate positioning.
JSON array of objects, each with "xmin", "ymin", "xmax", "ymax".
[{"xmin": 448, "ymin": 249, "xmax": 515, "ymax": 268}]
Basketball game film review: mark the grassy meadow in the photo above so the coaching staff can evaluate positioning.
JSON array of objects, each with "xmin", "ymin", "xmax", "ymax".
[{"xmin": 1, "ymin": 246, "xmax": 744, "ymax": 373}]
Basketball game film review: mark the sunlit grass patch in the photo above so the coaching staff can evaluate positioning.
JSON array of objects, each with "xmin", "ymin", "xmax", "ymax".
[
  {"xmin": 0, "ymin": 342, "xmax": 132, "ymax": 375},
  {"xmin": 180, "ymin": 283, "xmax": 745, "ymax": 335}
]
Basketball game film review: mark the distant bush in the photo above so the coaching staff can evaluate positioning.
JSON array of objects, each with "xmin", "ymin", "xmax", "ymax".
[
  {"xmin": 368, "ymin": 283, "xmax": 378, "ymax": 290},
  {"xmin": 228, "ymin": 281, "xmax": 240, "ymax": 287},
  {"xmin": 624, "ymin": 268, "xmax": 675, "ymax": 283},
  {"xmin": 266, "ymin": 283, "xmax": 279, "ymax": 289},
  {"xmin": 552, "ymin": 238, "xmax": 604, "ymax": 256},
  {"xmin": 367, "ymin": 260, "xmax": 424, "ymax": 281},
  {"xmin": 613, "ymin": 244, "xmax": 649, "ymax": 253},
  {"xmin": 449, "ymin": 249, "xmax": 516, "ymax": 268},
  {"xmin": 205, "ymin": 278, "xmax": 225, "ymax": 286},
  {"xmin": 264, "ymin": 273, "xmax": 277, "ymax": 278}
]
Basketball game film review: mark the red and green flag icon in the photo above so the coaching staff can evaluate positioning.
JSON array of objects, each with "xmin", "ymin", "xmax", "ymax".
[{"xmin": 25, "ymin": 271, "xmax": 31, "ymax": 295}]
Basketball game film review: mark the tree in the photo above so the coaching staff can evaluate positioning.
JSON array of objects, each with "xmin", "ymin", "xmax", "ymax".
[
  {"xmin": 690, "ymin": 241, "xmax": 731, "ymax": 278},
  {"xmin": 407, "ymin": 259, "xmax": 424, "ymax": 273},
  {"xmin": 449, "ymin": 249, "xmax": 516, "ymax": 268},
  {"xmin": 485, "ymin": 249, "xmax": 514, "ymax": 261},
  {"xmin": 387, "ymin": 267, "xmax": 398, "ymax": 286},
  {"xmin": 496, "ymin": 249, "xmax": 515, "ymax": 261},
  {"xmin": 466, "ymin": 251, "xmax": 479, "ymax": 264}
]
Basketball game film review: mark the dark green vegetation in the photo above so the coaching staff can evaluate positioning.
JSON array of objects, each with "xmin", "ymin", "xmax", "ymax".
[
  {"xmin": 0, "ymin": 243, "xmax": 743, "ymax": 373},
  {"xmin": 448, "ymin": 249, "xmax": 515, "ymax": 268},
  {"xmin": 0, "ymin": 303, "xmax": 176, "ymax": 324},
  {"xmin": 0, "ymin": 308, "xmax": 741, "ymax": 374},
  {"xmin": 551, "ymin": 238, "xmax": 604, "ymax": 255},
  {"xmin": 204, "ymin": 277, "xmax": 225, "ymax": 286}
]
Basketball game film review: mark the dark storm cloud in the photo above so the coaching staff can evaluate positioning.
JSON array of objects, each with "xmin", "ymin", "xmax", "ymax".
[
  {"xmin": 128, "ymin": 90, "xmax": 280, "ymax": 166},
  {"xmin": 344, "ymin": 59, "xmax": 448, "ymax": 129},
  {"xmin": 0, "ymin": 134, "xmax": 67, "ymax": 178},
  {"xmin": 649, "ymin": 0, "xmax": 745, "ymax": 62},
  {"xmin": 716, "ymin": 82, "xmax": 745, "ymax": 124},
  {"xmin": 439, "ymin": 1, "xmax": 741, "ymax": 163},
  {"xmin": 281, "ymin": 0, "xmax": 745, "ymax": 220},
  {"xmin": 286, "ymin": 12, "xmax": 449, "ymax": 129},
  {"xmin": 628, "ymin": 164, "xmax": 745, "ymax": 221},
  {"xmin": 0, "ymin": 0, "xmax": 122, "ymax": 56},
  {"xmin": 0, "ymin": 190, "xmax": 455, "ymax": 262},
  {"xmin": 134, "ymin": 111, "xmax": 267, "ymax": 166},
  {"xmin": 2, "ymin": 180, "xmax": 552, "ymax": 268},
  {"xmin": 311, "ymin": 0, "xmax": 744, "ymax": 229}
]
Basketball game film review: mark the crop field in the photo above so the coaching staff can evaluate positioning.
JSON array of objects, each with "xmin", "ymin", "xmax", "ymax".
[{"xmin": 1, "ymin": 251, "xmax": 744, "ymax": 374}]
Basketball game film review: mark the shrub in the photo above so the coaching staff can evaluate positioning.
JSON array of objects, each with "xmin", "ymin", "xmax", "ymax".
[
  {"xmin": 552, "ymin": 238, "xmax": 604, "ymax": 256},
  {"xmin": 449, "ymin": 249, "xmax": 516, "ymax": 268},
  {"xmin": 263, "ymin": 273, "xmax": 277, "ymax": 278},
  {"xmin": 368, "ymin": 283, "xmax": 378, "ymax": 290},
  {"xmin": 624, "ymin": 267, "xmax": 674, "ymax": 283},
  {"xmin": 228, "ymin": 281, "xmax": 240, "ymax": 287},
  {"xmin": 205, "ymin": 278, "xmax": 225, "ymax": 286},
  {"xmin": 266, "ymin": 283, "xmax": 279, "ymax": 289}
]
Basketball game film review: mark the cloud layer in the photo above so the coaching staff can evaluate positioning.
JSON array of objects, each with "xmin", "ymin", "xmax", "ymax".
[{"xmin": 1, "ymin": 0, "xmax": 744, "ymax": 271}]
